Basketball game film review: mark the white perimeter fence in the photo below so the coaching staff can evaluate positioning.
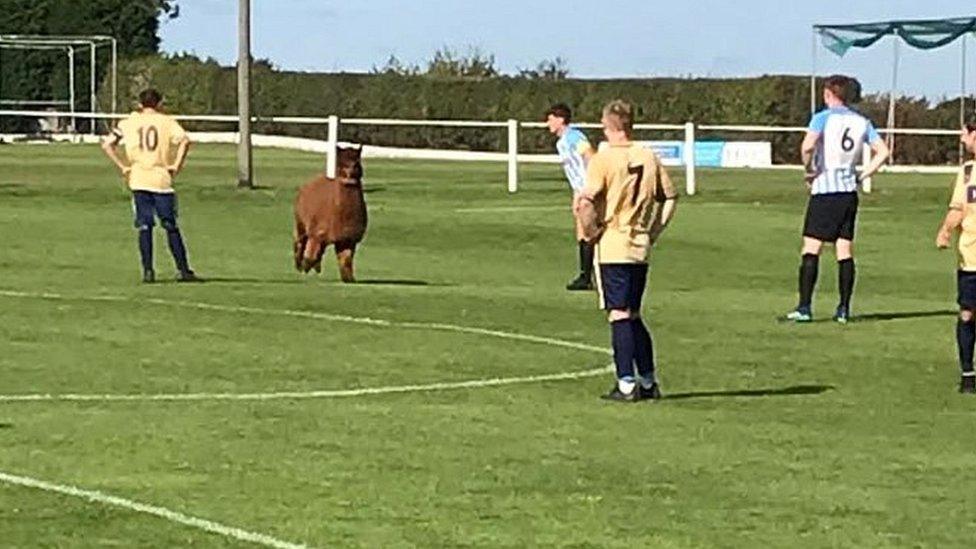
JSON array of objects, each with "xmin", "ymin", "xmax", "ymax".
[{"xmin": 0, "ymin": 109, "xmax": 963, "ymax": 195}]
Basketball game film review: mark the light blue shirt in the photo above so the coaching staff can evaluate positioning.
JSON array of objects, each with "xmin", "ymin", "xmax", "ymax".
[
  {"xmin": 556, "ymin": 127, "xmax": 591, "ymax": 192},
  {"xmin": 807, "ymin": 106, "xmax": 881, "ymax": 195}
]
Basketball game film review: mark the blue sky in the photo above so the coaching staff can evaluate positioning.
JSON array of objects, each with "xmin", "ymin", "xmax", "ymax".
[{"xmin": 159, "ymin": 0, "xmax": 976, "ymax": 99}]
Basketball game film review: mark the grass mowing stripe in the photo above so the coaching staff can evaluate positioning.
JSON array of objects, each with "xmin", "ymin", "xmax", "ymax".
[
  {"xmin": 0, "ymin": 289, "xmax": 610, "ymax": 356},
  {"xmin": 0, "ymin": 471, "xmax": 310, "ymax": 549}
]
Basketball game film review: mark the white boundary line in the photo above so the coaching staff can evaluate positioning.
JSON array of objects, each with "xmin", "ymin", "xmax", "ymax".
[
  {"xmin": 0, "ymin": 289, "xmax": 611, "ymax": 403},
  {"xmin": 0, "ymin": 471, "xmax": 309, "ymax": 548},
  {"xmin": 0, "ymin": 366, "xmax": 611, "ymax": 403}
]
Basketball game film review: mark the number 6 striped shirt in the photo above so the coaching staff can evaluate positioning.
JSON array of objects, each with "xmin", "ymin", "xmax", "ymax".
[{"xmin": 807, "ymin": 106, "xmax": 881, "ymax": 195}]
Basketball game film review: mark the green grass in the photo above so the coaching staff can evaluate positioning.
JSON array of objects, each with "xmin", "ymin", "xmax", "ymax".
[{"xmin": 0, "ymin": 143, "xmax": 974, "ymax": 548}]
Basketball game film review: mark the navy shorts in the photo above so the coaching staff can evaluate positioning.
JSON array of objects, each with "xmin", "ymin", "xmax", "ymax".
[
  {"xmin": 959, "ymin": 271, "xmax": 976, "ymax": 310},
  {"xmin": 596, "ymin": 263, "xmax": 649, "ymax": 311},
  {"xmin": 803, "ymin": 192, "xmax": 858, "ymax": 242},
  {"xmin": 132, "ymin": 191, "xmax": 178, "ymax": 230}
]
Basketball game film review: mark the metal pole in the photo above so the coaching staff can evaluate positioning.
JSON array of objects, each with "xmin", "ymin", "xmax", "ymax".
[
  {"xmin": 810, "ymin": 29, "xmax": 818, "ymax": 115},
  {"xmin": 961, "ymin": 36, "xmax": 968, "ymax": 162},
  {"xmin": 326, "ymin": 115, "xmax": 338, "ymax": 178},
  {"xmin": 886, "ymin": 31, "xmax": 899, "ymax": 164},
  {"xmin": 237, "ymin": 0, "xmax": 253, "ymax": 188},
  {"xmin": 684, "ymin": 122, "xmax": 696, "ymax": 195},
  {"xmin": 67, "ymin": 46, "xmax": 75, "ymax": 133},
  {"xmin": 507, "ymin": 119, "xmax": 518, "ymax": 193},
  {"xmin": 111, "ymin": 38, "xmax": 117, "ymax": 113},
  {"xmin": 89, "ymin": 42, "xmax": 96, "ymax": 135}
]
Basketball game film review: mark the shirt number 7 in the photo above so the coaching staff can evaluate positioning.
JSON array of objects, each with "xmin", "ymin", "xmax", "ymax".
[{"xmin": 627, "ymin": 164, "xmax": 645, "ymax": 205}]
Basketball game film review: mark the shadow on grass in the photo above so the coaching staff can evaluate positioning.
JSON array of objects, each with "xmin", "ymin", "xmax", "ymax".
[
  {"xmin": 352, "ymin": 279, "xmax": 436, "ymax": 287},
  {"xmin": 665, "ymin": 384, "xmax": 834, "ymax": 401},
  {"xmin": 153, "ymin": 276, "xmax": 304, "ymax": 286},
  {"xmin": 0, "ymin": 422, "xmax": 13, "ymax": 429},
  {"xmin": 806, "ymin": 310, "xmax": 957, "ymax": 323},
  {"xmin": 151, "ymin": 276, "xmax": 444, "ymax": 287},
  {"xmin": 850, "ymin": 310, "xmax": 957, "ymax": 322}
]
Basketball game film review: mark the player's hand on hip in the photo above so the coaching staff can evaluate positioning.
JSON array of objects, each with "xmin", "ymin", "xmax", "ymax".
[
  {"xmin": 167, "ymin": 165, "xmax": 179, "ymax": 177},
  {"xmin": 120, "ymin": 166, "xmax": 131, "ymax": 178},
  {"xmin": 803, "ymin": 170, "xmax": 818, "ymax": 187}
]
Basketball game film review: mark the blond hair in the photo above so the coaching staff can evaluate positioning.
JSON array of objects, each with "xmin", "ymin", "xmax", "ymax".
[{"xmin": 602, "ymin": 100, "xmax": 634, "ymax": 135}]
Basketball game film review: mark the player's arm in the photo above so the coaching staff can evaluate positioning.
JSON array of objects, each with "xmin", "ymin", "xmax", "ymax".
[
  {"xmin": 168, "ymin": 120, "xmax": 191, "ymax": 176},
  {"xmin": 169, "ymin": 136, "xmax": 191, "ymax": 176},
  {"xmin": 859, "ymin": 125, "xmax": 890, "ymax": 180},
  {"xmin": 649, "ymin": 162, "xmax": 678, "ymax": 243},
  {"xmin": 800, "ymin": 130, "xmax": 820, "ymax": 184},
  {"xmin": 100, "ymin": 128, "xmax": 130, "ymax": 178},
  {"xmin": 937, "ymin": 169, "xmax": 967, "ymax": 248},
  {"xmin": 577, "ymin": 155, "xmax": 606, "ymax": 242},
  {"xmin": 801, "ymin": 111, "xmax": 829, "ymax": 185}
]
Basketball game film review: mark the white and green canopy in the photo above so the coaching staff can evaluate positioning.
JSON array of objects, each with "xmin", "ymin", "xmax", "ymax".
[
  {"xmin": 816, "ymin": 17, "xmax": 976, "ymax": 57},
  {"xmin": 811, "ymin": 16, "xmax": 976, "ymax": 156}
]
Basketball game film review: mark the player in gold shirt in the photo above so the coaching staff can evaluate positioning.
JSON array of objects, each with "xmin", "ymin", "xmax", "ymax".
[
  {"xmin": 101, "ymin": 89, "xmax": 199, "ymax": 283},
  {"xmin": 936, "ymin": 123, "xmax": 976, "ymax": 394},
  {"xmin": 577, "ymin": 100, "xmax": 679, "ymax": 402}
]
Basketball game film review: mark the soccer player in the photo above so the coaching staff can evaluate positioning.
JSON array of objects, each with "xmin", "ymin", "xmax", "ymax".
[
  {"xmin": 101, "ymin": 88, "xmax": 199, "ymax": 284},
  {"xmin": 786, "ymin": 75, "xmax": 889, "ymax": 323},
  {"xmin": 935, "ymin": 122, "xmax": 976, "ymax": 394},
  {"xmin": 546, "ymin": 103, "xmax": 595, "ymax": 290},
  {"xmin": 577, "ymin": 100, "xmax": 678, "ymax": 402}
]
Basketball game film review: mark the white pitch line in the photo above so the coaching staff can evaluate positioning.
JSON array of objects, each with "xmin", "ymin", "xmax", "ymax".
[
  {"xmin": 0, "ymin": 289, "xmax": 609, "ymax": 357},
  {"xmin": 0, "ymin": 365, "xmax": 611, "ymax": 403},
  {"xmin": 0, "ymin": 471, "xmax": 309, "ymax": 549},
  {"xmin": 0, "ymin": 289, "xmax": 611, "ymax": 403},
  {"xmin": 454, "ymin": 205, "xmax": 566, "ymax": 213}
]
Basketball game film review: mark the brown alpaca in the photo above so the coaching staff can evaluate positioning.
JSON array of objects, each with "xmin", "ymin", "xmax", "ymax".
[{"xmin": 293, "ymin": 146, "xmax": 367, "ymax": 282}]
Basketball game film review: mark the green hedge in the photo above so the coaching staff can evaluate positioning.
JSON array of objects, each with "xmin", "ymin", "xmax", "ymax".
[{"xmin": 99, "ymin": 55, "xmax": 974, "ymax": 165}]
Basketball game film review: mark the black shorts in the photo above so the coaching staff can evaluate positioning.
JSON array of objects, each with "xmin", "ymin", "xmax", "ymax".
[
  {"xmin": 596, "ymin": 263, "xmax": 648, "ymax": 311},
  {"xmin": 803, "ymin": 192, "xmax": 858, "ymax": 242},
  {"xmin": 958, "ymin": 271, "xmax": 976, "ymax": 310},
  {"xmin": 132, "ymin": 191, "xmax": 178, "ymax": 230}
]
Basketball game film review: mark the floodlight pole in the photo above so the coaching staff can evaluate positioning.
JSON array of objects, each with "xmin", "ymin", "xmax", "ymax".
[{"xmin": 237, "ymin": 0, "xmax": 253, "ymax": 188}]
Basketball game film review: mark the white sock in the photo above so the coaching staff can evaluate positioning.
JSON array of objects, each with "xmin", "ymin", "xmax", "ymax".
[{"xmin": 617, "ymin": 379, "xmax": 636, "ymax": 394}]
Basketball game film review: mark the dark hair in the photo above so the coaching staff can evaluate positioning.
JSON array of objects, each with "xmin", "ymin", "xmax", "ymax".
[
  {"xmin": 546, "ymin": 103, "xmax": 572, "ymax": 123},
  {"xmin": 823, "ymin": 75, "xmax": 861, "ymax": 104},
  {"xmin": 966, "ymin": 119, "xmax": 976, "ymax": 134},
  {"xmin": 138, "ymin": 88, "xmax": 163, "ymax": 108}
]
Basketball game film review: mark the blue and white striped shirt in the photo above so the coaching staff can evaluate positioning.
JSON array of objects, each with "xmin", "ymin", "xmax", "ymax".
[
  {"xmin": 556, "ymin": 127, "xmax": 591, "ymax": 192},
  {"xmin": 807, "ymin": 107, "xmax": 881, "ymax": 195}
]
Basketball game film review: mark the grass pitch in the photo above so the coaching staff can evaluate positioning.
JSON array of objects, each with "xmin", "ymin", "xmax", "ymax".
[{"xmin": 0, "ymin": 143, "xmax": 974, "ymax": 548}]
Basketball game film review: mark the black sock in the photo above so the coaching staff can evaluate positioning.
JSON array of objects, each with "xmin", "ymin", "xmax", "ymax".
[
  {"xmin": 838, "ymin": 258, "xmax": 855, "ymax": 310},
  {"xmin": 165, "ymin": 228, "xmax": 191, "ymax": 273},
  {"xmin": 579, "ymin": 241, "xmax": 594, "ymax": 278},
  {"xmin": 957, "ymin": 318, "xmax": 975, "ymax": 374},
  {"xmin": 611, "ymin": 319, "xmax": 636, "ymax": 382},
  {"xmin": 632, "ymin": 318, "xmax": 655, "ymax": 384},
  {"xmin": 137, "ymin": 229, "xmax": 153, "ymax": 271},
  {"xmin": 798, "ymin": 253, "xmax": 819, "ymax": 311}
]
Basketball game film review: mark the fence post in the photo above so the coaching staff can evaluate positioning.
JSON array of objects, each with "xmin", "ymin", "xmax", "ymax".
[
  {"xmin": 507, "ymin": 119, "xmax": 518, "ymax": 193},
  {"xmin": 326, "ymin": 114, "xmax": 338, "ymax": 178},
  {"xmin": 684, "ymin": 121, "xmax": 696, "ymax": 195},
  {"xmin": 861, "ymin": 143, "xmax": 872, "ymax": 193}
]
